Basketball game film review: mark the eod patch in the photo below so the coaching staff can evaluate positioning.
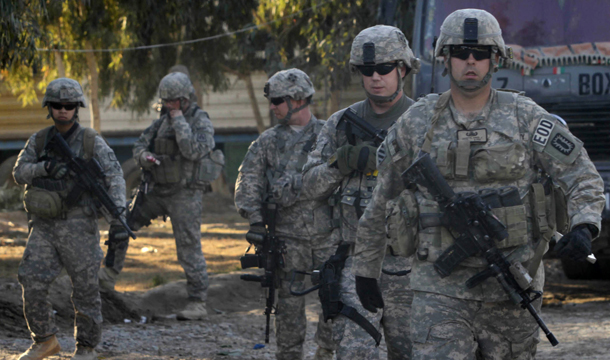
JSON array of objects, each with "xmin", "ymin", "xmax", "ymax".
[{"xmin": 532, "ymin": 115, "xmax": 582, "ymax": 164}]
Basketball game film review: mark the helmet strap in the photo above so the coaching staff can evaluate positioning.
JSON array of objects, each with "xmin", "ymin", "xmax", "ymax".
[
  {"xmin": 363, "ymin": 67, "xmax": 403, "ymax": 104},
  {"xmin": 277, "ymin": 97, "xmax": 309, "ymax": 125}
]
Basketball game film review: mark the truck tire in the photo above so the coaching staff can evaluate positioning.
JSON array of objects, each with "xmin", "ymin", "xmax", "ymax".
[
  {"xmin": 561, "ymin": 258, "xmax": 600, "ymax": 279},
  {"xmin": 0, "ymin": 155, "xmax": 19, "ymax": 188},
  {"xmin": 121, "ymin": 159, "xmax": 141, "ymax": 197}
]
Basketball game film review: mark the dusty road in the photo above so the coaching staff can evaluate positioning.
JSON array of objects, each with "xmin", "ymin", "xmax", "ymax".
[{"xmin": 1, "ymin": 197, "xmax": 609, "ymax": 359}]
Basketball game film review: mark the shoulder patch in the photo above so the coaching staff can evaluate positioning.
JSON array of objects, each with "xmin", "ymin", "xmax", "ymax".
[
  {"xmin": 385, "ymin": 126, "xmax": 408, "ymax": 162},
  {"xmin": 532, "ymin": 115, "xmax": 583, "ymax": 164},
  {"xmin": 196, "ymin": 133, "xmax": 208, "ymax": 142},
  {"xmin": 377, "ymin": 142, "xmax": 388, "ymax": 167}
]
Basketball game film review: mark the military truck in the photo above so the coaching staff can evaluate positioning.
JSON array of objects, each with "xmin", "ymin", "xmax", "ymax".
[{"xmin": 410, "ymin": 0, "xmax": 610, "ymax": 279}]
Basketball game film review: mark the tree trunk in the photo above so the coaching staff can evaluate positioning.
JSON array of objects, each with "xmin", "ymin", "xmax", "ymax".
[
  {"xmin": 85, "ymin": 41, "xmax": 101, "ymax": 132},
  {"xmin": 243, "ymin": 72, "xmax": 266, "ymax": 134},
  {"xmin": 54, "ymin": 52, "xmax": 66, "ymax": 78},
  {"xmin": 330, "ymin": 89, "xmax": 341, "ymax": 114}
]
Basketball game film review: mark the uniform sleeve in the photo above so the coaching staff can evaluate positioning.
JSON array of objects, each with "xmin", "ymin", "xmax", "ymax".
[
  {"xmin": 353, "ymin": 115, "xmax": 418, "ymax": 278},
  {"xmin": 234, "ymin": 138, "xmax": 267, "ymax": 225},
  {"xmin": 133, "ymin": 118, "xmax": 163, "ymax": 166},
  {"xmin": 172, "ymin": 110, "xmax": 215, "ymax": 161},
  {"xmin": 301, "ymin": 114, "xmax": 345, "ymax": 200},
  {"xmin": 13, "ymin": 133, "xmax": 47, "ymax": 185},
  {"xmin": 94, "ymin": 136, "xmax": 126, "ymax": 221},
  {"xmin": 523, "ymin": 101, "xmax": 605, "ymax": 234}
]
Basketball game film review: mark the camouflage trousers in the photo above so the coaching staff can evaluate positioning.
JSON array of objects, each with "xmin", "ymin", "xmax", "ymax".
[
  {"xmin": 333, "ymin": 253, "xmax": 414, "ymax": 360},
  {"xmin": 107, "ymin": 187, "xmax": 209, "ymax": 300},
  {"xmin": 18, "ymin": 209, "xmax": 104, "ymax": 347},
  {"xmin": 410, "ymin": 266, "xmax": 544, "ymax": 360},
  {"xmin": 275, "ymin": 236, "xmax": 337, "ymax": 360}
]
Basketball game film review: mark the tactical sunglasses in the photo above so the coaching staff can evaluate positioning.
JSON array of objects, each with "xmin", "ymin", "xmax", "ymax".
[
  {"xmin": 450, "ymin": 45, "xmax": 492, "ymax": 61},
  {"xmin": 356, "ymin": 63, "xmax": 398, "ymax": 77},
  {"xmin": 270, "ymin": 97, "xmax": 285, "ymax": 106},
  {"xmin": 161, "ymin": 98, "xmax": 180, "ymax": 104},
  {"xmin": 50, "ymin": 103, "xmax": 78, "ymax": 111}
]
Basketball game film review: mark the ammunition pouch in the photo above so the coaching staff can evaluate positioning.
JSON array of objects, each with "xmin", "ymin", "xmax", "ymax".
[
  {"xmin": 193, "ymin": 149, "xmax": 225, "ymax": 183},
  {"xmin": 154, "ymin": 138, "xmax": 180, "ymax": 156},
  {"xmin": 150, "ymin": 155, "xmax": 182, "ymax": 184},
  {"xmin": 471, "ymin": 141, "xmax": 528, "ymax": 183},
  {"xmin": 415, "ymin": 187, "xmax": 529, "ymax": 267},
  {"xmin": 23, "ymin": 185, "xmax": 64, "ymax": 219},
  {"xmin": 385, "ymin": 189, "xmax": 419, "ymax": 257}
]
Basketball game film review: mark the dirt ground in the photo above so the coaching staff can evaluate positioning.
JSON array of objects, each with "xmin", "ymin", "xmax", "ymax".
[{"xmin": 1, "ymin": 193, "xmax": 610, "ymax": 360}]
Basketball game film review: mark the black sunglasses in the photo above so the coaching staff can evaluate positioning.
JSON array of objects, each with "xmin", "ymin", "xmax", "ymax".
[
  {"xmin": 270, "ymin": 97, "xmax": 285, "ymax": 106},
  {"xmin": 50, "ymin": 103, "xmax": 78, "ymax": 111},
  {"xmin": 450, "ymin": 45, "xmax": 492, "ymax": 61},
  {"xmin": 356, "ymin": 63, "xmax": 398, "ymax": 77}
]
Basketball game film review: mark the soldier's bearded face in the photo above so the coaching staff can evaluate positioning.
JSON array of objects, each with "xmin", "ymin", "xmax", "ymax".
[
  {"xmin": 449, "ymin": 53, "xmax": 491, "ymax": 87},
  {"xmin": 361, "ymin": 64, "xmax": 402, "ymax": 98}
]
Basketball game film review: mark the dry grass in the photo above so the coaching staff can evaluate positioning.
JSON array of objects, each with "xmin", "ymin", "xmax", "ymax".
[{"xmin": 0, "ymin": 207, "xmax": 251, "ymax": 292}]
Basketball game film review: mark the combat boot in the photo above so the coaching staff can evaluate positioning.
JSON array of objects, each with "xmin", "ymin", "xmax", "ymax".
[
  {"xmin": 18, "ymin": 335, "xmax": 61, "ymax": 360},
  {"xmin": 71, "ymin": 346, "xmax": 97, "ymax": 360},
  {"xmin": 177, "ymin": 299, "xmax": 208, "ymax": 320},
  {"xmin": 313, "ymin": 347, "xmax": 335, "ymax": 360},
  {"xmin": 98, "ymin": 266, "xmax": 118, "ymax": 292}
]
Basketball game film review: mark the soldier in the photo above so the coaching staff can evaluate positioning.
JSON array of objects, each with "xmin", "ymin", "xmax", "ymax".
[
  {"xmin": 13, "ymin": 78, "xmax": 126, "ymax": 360},
  {"xmin": 234, "ymin": 69, "xmax": 335, "ymax": 360},
  {"xmin": 353, "ymin": 9, "xmax": 605, "ymax": 360},
  {"xmin": 98, "ymin": 72, "xmax": 216, "ymax": 320},
  {"xmin": 301, "ymin": 25, "xmax": 421, "ymax": 359}
]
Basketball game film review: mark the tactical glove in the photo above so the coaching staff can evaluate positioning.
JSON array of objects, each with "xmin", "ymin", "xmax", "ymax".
[
  {"xmin": 139, "ymin": 151, "xmax": 158, "ymax": 168},
  {"xmin": 356, "ymin": 275, "xmax": 384, "ymax": 313},
  {"xmin": 44, "ymin": 159, "xmax": 68, "ymax": 179},
  {"xmin": 109, "ymin": 224, "xmax": 129, "ymax": 242},
  {"xmin": 554, "ymin": 224, "xmax": 593, "ymax": 262},
  {"xmin": 246, "ymin": 222, "xmax": 266, "ymax": 245},
  {"xmin": 335, "ymin": 143, "xmax": 378, "ymax": 176}
]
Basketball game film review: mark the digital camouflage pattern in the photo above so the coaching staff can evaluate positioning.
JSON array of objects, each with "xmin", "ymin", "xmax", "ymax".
[
  {"xmin": 301, "ymin": 95, "xmax": 415, "ymax": 360},
  {"xmin": 13, "ymin": 124, "xmax": 125, "ymax": 348},
  {"xmin": 234, "ymin": 116, "xmax": 335, "ymax": 359},
  {"xmin": 158, "ymin": 72, "xmax": 195, "ymax": 100},
  {"xmin": 107, "ymin": 101, "xmax": 215, "ymax": 301},
  {"xmin": 353, "ymin": 89, "xmax": 604, "ymax": 359},
  {"xmin": 264, "ymin": 69, "xmax": 315, "ymax": 101},
  {"xmin": 349, "ymin": 25, "xmax": 421, "ymax": 73},
  {"xmin": 41, "ymin": 78, "xmax": 87, "ymax": 108},
  {"xmin": 434, "ymin": 8, "xmax": 510, "ymax": 59}
]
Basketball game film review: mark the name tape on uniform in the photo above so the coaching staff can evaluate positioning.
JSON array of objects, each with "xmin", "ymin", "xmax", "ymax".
[{"xmin": 457, "ymin": 128, "xmax": 488, "ymax": 143}]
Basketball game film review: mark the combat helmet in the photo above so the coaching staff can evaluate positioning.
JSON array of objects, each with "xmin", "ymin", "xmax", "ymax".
[
  {"xmin": 42, "ymin": 78, "xmax": 87, "ymax": 108},
  {"xmin": 264, "ymin": 68, "xmax": 314, "ymax": 124},
  {"xmin": 435, "ymin": 9, "xmax": 513, "ymax": 91},
  {"xmin": 158, "ymin": 72, "xmax": 195, "ymax": 101},
  {"xmin": 350, "ymin": 25, "xmax": 420, "ymax": 103},
  {"xmin": 42, "ymin": 78, "xmax": 86, "ymax": 124}
]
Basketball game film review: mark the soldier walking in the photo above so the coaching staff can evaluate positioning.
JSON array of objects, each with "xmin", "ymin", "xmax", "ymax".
[
  {"xmin": 353, "ymin": 9, "xmax": 605, "ymax": 360},
  {"xmin": 301, "ymin": 26, "xmax": 420, "ymax": 359},
  {"xmin": 234, "ymin": 69, "xmax": 336, "ymax": 360},
  {"xmin": 13, "ymin": 78, "xmax": 126, "ymax": 360}
]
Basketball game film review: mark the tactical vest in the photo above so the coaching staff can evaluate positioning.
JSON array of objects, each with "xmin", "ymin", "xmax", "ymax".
[
  {"xmin": 148, "ymin": 106, "xmax": 224, "ymax": 188},
  {"xmin": 388, "ymin": 90, "xmax": 567, "ymax": 276},
  {"xmin": 23, "ymin": 125, "xmax": 98, "ymax": 218}
]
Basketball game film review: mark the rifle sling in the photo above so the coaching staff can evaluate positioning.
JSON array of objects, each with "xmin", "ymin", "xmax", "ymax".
[{"xmin": 339, "ymin": 303, "xmax": 382, "ymax": 346}]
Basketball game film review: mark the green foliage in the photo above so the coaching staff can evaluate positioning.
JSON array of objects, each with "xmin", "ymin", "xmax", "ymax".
[
  {"xmin": 151, "ymin": 273, "xmax": 167, "ymax": 287},
  {"xmin": 0, "ymin": 0, "xmax": 46, "ymax": 70}
]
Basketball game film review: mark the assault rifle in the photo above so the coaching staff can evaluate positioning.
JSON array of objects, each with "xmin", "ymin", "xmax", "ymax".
[
  {"xmin": 240, "ymin": 202, "xmax": 286, "ymax": 344},
  {"xmin": 402, "ymin": 153, "xmax": 559, "ymax": 346},
  {"xmin": 338, "ymin": 108, "xmax": 387, "ymax": 147},
  {"xmin": 329, "ymin": 108, "xmax": 387, "ymax": 168},
  {"xmin": 45, "ymin": 133, "xmax": 136, "ymax": 261},
  {"xmin": 288, "ymin": 243, "xmax": 382, "ymax": 346}
]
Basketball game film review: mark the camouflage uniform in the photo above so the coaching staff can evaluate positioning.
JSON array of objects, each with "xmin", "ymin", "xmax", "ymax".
[
  {"xmin": 353, "ymin": 10, "xmax": 605, "ymax": 360},
  {"xmin": 234, "ymin": 69, "xmax": 335, "ymax": 360},
  {"xmin": 301, "ymin": 26, "xmax": 420, "ymax": 360},
  {"xmin": 13, "ymin": 78, "xmax": 126, "ymax": 350},
  {"xmin": 107, "ymin": 73, "xmax": 215, "ymax": 303}
]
